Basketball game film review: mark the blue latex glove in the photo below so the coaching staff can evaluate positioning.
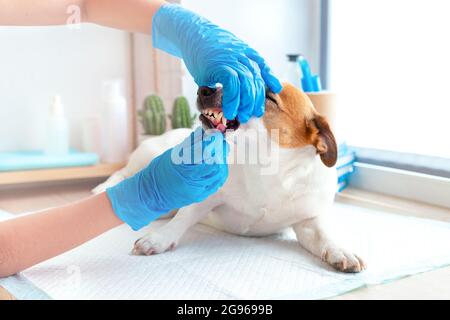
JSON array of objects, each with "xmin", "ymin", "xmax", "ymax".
[
  {"xmin": 152, "ymin": 4, "xmax": 282, "ymax": 123},
  {"xmin": 106, "ymin": 128, "xmax": 229, "ymax": 231}
]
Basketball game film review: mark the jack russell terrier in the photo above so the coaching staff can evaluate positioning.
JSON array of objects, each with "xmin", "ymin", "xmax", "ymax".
[{"xmin": 94, "ymin": 83, "xmax": 366, "ymax": 273}]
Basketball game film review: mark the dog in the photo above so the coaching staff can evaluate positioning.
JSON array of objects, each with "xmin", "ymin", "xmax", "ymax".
[{"xmin": 94, "ymin": 83, "xmax": 366, "ymax": 273}]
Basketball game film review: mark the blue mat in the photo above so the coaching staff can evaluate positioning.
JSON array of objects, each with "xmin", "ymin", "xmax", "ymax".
[{"xmin": 0, "ymin": 151, "xmax": 99, "ymax": 172}]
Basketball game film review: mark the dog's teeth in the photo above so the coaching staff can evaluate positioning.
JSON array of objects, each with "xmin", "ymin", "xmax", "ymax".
[
  {"xmin": 213, "ymin": 112, "xmax": 218, "ymax": 119},
  {"xmin": 222, "ymin": 116, "xmax": 227, "ymax": 126}
]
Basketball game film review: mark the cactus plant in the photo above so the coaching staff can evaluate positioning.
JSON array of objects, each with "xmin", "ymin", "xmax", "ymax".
[
  {"xmin": 170, "ymin": 97, "xmax": 197, "ymax": 129},
  {"xmin": 139, "ymin": 95, "xmax": 167, "ymax": 136}
]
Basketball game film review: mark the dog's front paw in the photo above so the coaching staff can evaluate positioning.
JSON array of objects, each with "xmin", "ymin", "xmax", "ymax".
[
  {"xmin": 132, "ymin": 232, "xmax": 178, "ymax": 256},
  {"xmin": 322, "ymin": 246, "xmax": 367, "ymax": 273}
]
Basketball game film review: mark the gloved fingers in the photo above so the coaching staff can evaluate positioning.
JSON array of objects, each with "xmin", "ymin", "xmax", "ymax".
[
  {"xmin": 189, "ymin": 126, "xmax": 205, "ymax": 145},
  {"xmin": 202, "ymin": 132, "xmax": 228, "ymax": 165},
  {"xmin": 174, "ymin": 128, "xmax": 227, "ymax": 167},
  {"xmin": 196, "ymin": 164, "xmax": 225, "ymax": 181},
  {"xmin": 209, "ymin": 65, "xmax": 240, "ymax": 121},
  {"xmin": 237, "ymin": 56, "xmax": 266, "ymax": 118},
  {"xmin": 180, "ymin": 139, "xmax": 228, "ymax": 181},
  {"xmin": 181, "ymin": 127, "xmax": 212, "ymax": 164},
  {"xmin": 245, "ymin": 48, "xmax": 283, "ymax": 94},
  {"xmin": 191, "ymin": 127, "xmax": 210, "ymax": 163},
  {"xmin": 236, "ymin": 69, "xmax": 256, "ymax": 123},
  {"xmin": 181, "ymin": 165, "xmax": 226, "ymax": 193},
  {"xmin": 222, "ymin": 140, "xmax": 230, "ymax": 162},
  {"xmin": 204, "ymin": 167, "xmax": 229, "ymax": 193},
  {"xmin": 170, "ymin": 128, "xmax": 204, "ymax": 165},
  {"xmin": 253, "ymin": 77, "xmax": 266, "ymax": 118}
]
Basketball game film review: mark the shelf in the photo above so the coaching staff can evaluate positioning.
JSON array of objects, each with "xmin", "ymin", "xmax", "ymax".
[{"xmin": 0, "ymin": 163, "xmax": 125, "ymax": 186}]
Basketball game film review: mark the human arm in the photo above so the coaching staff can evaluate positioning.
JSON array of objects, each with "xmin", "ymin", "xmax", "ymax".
[
  {"xmin": 0, "ymin": 129, "xmax": 228, "ymax": 277},
  {"xmin": 0, "ymin": 0, "xmax": 165, "ymax": 34},
  {"xmin": 0, "ymin": 192, "xmax": 123, "ymax": 278}
]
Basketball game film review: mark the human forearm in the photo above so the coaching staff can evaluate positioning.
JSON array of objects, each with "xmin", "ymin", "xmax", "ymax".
[
  {"xmin": 85, "ymin": 0, "xmax": 166, "ymax": 34},
  {"xmin": 0, "ymin": 0, "xmax": 166, "ymax": 34},
  {"xmin": 0, "ymin": 0, "xmax": 86, "ymax": 26},
  {"xmin": 0, "ymin": 193, "xmax": 123, "ymax": 278}
]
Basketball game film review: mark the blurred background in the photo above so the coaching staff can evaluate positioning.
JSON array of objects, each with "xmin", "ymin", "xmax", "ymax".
[{"xmin": 0, "ymin": 0, "xmax": 449, "ymax": 209}]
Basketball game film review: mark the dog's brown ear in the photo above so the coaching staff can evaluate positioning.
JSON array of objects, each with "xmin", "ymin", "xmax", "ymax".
[{"xmin": 310, "ymin": 115, "xmax": 338, "ymax": 168}]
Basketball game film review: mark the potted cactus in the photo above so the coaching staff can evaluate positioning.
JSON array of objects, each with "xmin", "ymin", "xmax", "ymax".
[
  {"xmin": 170, "ymin": 97, "xmax": 197, "ymax": 129},
  {"xmin": 138, "ymin": 94, "xmax": 167, "ymax": 143}
]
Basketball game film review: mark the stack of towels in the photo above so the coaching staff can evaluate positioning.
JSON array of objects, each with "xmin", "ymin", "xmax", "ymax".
[{"xmin": 336, "ymin": 143, "xmax": 356, "ymax": 192}]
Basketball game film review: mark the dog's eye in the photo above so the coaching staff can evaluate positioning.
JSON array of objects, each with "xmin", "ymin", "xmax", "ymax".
[{"xmin": 266, "ymin": 94, "xmax": 279, "ymax": 106}]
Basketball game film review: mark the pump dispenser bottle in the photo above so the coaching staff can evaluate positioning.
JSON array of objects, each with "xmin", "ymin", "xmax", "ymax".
[
  {"xmin": 45, "ymin": 95, "xmax": 70, "ymax": 156},
  {"xmin": 101, "ymin": 80, "xmax": 128, "ymax": 164}
]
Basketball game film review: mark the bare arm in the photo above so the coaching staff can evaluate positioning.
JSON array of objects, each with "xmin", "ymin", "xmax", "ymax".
[
  {"xmin": 0, "ymin": 193, "xmax": 123, "ymax": 278},
  {"xmin": 0, "ymin": 0, "xmax": 166, "ymax": 34}
]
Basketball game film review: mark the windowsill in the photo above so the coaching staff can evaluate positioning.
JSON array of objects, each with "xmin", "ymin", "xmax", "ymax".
[
  {"xmin": 337, "ymin": 187, "xmax": 450, "ymax": 223},
  {"xmin": 347, "ymin": 163, "xmax": 450, "ymax": 210}
]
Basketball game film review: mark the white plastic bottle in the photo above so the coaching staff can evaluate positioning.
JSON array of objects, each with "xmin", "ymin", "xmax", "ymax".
[
  {"xmin": 101, "ymin": 80, "xmax": 128, "ymax": 163},
  {"xmin": 45, "ymin": 95, "xmax": 70, "ymax": 156}
]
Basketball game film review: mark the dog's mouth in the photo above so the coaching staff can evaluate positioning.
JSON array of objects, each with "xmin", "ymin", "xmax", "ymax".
[
  {"xmin": 199, "ymin": 109, "xmax": 240, "ymax": 133},
  {"xmin": 197, "ymin": 86, "xmax": 241, "ymax": 134}
]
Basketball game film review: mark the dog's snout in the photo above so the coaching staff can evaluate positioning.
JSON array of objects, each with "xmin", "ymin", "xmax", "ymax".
[{"xmin": 197, "ymin": 86, "xmax": 223, "ymax": 110}]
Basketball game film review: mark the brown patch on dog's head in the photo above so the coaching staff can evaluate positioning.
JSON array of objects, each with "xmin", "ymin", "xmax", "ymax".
[{"xmin": 263, "ymin": 83, "xmax": 338, "ymax": 168}]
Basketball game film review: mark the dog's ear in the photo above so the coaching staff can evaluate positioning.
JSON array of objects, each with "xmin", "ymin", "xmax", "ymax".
[{"xmin": 309, "ymin": 115, "xmax": 338, "ymax": 168}]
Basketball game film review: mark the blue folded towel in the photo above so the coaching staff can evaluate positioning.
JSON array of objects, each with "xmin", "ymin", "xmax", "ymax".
[
  {"xmin": 336, "ymin": 143, "xmax": 356, "ymax": 193},
  {"xmin": 0, "ymin": 150, "xmax": 99, "ymax": 172}
]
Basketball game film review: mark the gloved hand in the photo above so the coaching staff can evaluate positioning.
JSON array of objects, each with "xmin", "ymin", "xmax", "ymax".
[
  {"xmin": 106, "ymin": 128, "xmax": 229, "ymax": 231},
  {"xmin": 152, "ymin": 4, "xmax": 282, "ymax": 123}
]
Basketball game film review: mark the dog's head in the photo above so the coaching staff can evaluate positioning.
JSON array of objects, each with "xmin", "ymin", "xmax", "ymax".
[{"xmin": 197, "ymin": 83, "xmax": 337, "ymax": 168}]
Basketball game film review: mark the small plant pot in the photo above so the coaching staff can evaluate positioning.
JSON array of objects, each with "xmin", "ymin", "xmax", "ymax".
[{"xmin": 307, "ymin": 92, "xmax": 338, "ymax": 131}]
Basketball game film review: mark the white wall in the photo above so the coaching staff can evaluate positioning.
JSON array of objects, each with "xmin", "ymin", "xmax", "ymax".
[
  {"xmin": 0, "ymin": 24, "xmax": 131, "ymax": 152},
  {"xmin": 0, "ymin": 1, "xmax": 320, "ymax": 153},
  {"xmin": 181, "ymin": 0, "xmax": 321, "ymax": 108}
]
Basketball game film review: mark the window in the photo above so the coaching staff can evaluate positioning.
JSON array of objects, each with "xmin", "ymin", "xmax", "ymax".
[{"xmin": 328, "ymin": 0, "xmax": 450, "ymax": 159}]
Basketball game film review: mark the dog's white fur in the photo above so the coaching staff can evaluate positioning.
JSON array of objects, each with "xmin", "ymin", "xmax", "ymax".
[{"xmin": 94, "ymin": 119, "xmax": 366, "ymax": 273}]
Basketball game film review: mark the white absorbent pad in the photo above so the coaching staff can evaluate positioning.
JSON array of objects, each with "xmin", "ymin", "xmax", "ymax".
[{"xmin": 1, "ymin": 203, "xmax": 450, "ymax": 300}]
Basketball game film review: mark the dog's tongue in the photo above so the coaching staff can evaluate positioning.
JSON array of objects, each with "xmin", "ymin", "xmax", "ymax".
[
  {"xmin": 210, "ymin": 118, "xmax": 227, "ymax": 133},
  {"xmin": 216, "ymin": 123, "xmax": 227, "ymax": 133}
]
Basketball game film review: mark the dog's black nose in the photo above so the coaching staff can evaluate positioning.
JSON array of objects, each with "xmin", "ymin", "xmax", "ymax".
[{"xmin": 198, "ymin": 87, "xmax": 215, "ymax": 97}]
